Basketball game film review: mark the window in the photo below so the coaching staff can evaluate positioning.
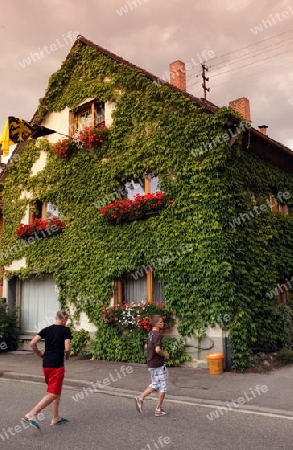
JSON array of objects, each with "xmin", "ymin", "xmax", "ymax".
[
  {"xmin": 46, "ymin": 203, "xmax": 59, "ymax": 218},
  {"xmin": 19, "ymin": 275, "xmax": 60, "ymax": 333},
  {"xmin": 70, "ymin": 100, "xmax": 105, "ymax": 135},
  {"xmin": 270, "ymin": 195, "xmax": 289, "ymax": 214},
  {"xmin": 123, "ymin": 174, "xmax": 160, "ymax": 200},
  {"xmin": 276, "ymin": 278, "xmax": 291, "ymax": 305},
  {"xmin": 29, "ymin": 201, "xmax": 59, "ymax": 221},
  {"xmin": 29, "ymin": 200, "xmax": 45, "ymax": 221},
  {"xmin": 114, "ymin": 270, "xmax": 164, "ymax": 306}
]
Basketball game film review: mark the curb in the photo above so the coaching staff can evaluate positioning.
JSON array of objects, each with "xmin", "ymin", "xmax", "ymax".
[{"xmin": 2, "ymin": 371, "xmax": 293, "ymax": 419}]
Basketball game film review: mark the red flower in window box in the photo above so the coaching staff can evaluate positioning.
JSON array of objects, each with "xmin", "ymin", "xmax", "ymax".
[
  {"xmin": 101, "ymin": 302, "xmax": 175, "ymax": 333},
  {"xmin": 100, "ymin": 192, "xmax": 172, "ymax": 225},
  {"xmin": 78, "ymin": 123, "xmax": 109, "ymax": 149},
  {"xmin": 52, "ymin": 138, "xmax": 79, "ymax": 158},
  {"xmin": 16, "ymin": 216, "xmax": 66, "ymax": 241},
  {"xmin": 52, "ymin": 123, "xmax": 108, "ymax": 158}
]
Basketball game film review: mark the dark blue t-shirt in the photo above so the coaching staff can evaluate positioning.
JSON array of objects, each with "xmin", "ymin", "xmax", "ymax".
[{"xmin": 39, "ymin": 324, "xmax": 71, "ymax": 368}]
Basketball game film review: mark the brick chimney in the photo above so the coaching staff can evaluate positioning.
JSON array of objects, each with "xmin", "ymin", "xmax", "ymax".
[
  {"xmin": 258, "ymin": 125, "xmax": 268, "ymax": 136},
  {"xmin": 229, "ymin": 97, "xmax": 251, "ymax": 121},
  {"xmin": 169, "ymin": 60, "xmax": 186, "ymax": 91}
]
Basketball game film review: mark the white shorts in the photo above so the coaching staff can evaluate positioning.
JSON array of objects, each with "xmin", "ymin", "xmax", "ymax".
[{"xmin": 148, "ymin": 365, "xmax": 168, "ymax": 393}]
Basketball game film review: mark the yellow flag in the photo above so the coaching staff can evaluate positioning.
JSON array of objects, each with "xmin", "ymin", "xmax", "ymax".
[{"xmin": 0, "ymin": 119, "xmax": 14, "ymax": 157}]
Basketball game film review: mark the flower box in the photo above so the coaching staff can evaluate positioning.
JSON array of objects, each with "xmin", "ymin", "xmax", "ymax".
[
  {"xmin": 127, "ymin": 210, "xmax": 161, "ymax": 222},
  {"xmin": 100, "ymin": 192, "xmax": 172, "ymax": 225},
  {"xmin": 52, "ymin": 123, "xmax": 109, "ymax": 158},
  {"xmin": 16, "ymin": 217, "xmax": 66, "ymax": 242},
  {"xmin": 52, "ymin": 138, "xmax": 79, "ymax": 159},
  {"xmin": 78, "ymin": 122, "xmax": 108, "ymax": 149},
  {"xmin": 102, "ymin": 302, "xmax": 175, "ymax": 333}
]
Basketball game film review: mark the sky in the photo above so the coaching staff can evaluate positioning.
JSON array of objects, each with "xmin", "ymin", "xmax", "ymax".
[{"xmin": 0, "ymin": 0, "xmax": 293, "ymax": 161}]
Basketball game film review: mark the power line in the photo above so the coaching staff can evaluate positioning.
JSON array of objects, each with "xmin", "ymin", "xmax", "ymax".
[
  {"xmin": 186, "ymin": 27, "xmax": 293, "ymax": 80},
  {"xmin": 204, "ymin": 26, "xmax": 293, "ymax": 68},
  {"xmin": 210, "ymin": 36, "xmax": 293, "ymax": 72},
  {"xmin": 210, "ymin": 44, "xmax": 293, "ymax": 79},
  {"xmin": 209, "ymin": 57, "xmax": 293, "ymax": 90}
]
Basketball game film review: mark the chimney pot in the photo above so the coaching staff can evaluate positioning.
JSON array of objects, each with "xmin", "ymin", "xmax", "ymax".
[
  {"xmin": 169, "ymin": 60, "xmax": 186, "ymax": 91},
  {"xmin": 229, "ymin": 97, "xmax": 251, "ymax": 121},
  {"xmin": 258, "ymin": 125, "xmax": 268, "ymax": 136}
]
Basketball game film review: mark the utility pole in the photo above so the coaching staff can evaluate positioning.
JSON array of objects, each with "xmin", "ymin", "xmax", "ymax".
[{"xmin": 201, "ymin": 64, "xmax": 210, "ymax": 100}]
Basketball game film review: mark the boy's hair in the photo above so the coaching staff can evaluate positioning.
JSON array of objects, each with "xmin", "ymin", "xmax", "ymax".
[
  {"xmin": 151, "ymin": 315, "xmax": 162, "ymax": 327},
  {"xmin": 56, "ymin": 310, "xmax": 69, "ymax": 320}
]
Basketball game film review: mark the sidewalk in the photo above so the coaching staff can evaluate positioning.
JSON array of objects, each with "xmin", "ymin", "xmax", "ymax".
[{"xmin": 1, "ymin": 351, "xmax": 293, "ymax": 417}]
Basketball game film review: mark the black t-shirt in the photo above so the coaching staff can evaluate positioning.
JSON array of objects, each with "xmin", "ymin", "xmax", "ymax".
[
  {"xmin": 39, "ymin": 325, "xmax": 71, "ymax": 368},
  {"xmin": 147, "ymin": 330, "xmax": 165, "ymax": 368}
]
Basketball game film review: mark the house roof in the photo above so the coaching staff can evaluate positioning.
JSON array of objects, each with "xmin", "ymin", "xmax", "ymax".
[{"xmin": 2, "ymin": 35, "xmax": 293, "ymax": 176}]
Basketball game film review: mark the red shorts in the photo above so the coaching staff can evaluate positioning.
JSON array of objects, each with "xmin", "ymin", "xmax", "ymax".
[{"xmin": 43, "ymin": 367, "xmax": 65, "ymax": 395}]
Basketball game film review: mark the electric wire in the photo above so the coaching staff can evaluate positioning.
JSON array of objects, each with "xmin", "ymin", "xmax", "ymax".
[{"xmin": 186, "ymin": 27, "xmax": 293, "ymax": 87}]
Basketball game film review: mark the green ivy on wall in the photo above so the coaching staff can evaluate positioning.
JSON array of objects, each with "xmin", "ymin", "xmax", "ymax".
[{"xmin": 1, "ymin": 40, "xmax": 293, "ymax": 370}]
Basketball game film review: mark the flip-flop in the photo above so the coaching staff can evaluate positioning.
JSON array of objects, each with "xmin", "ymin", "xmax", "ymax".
[
  {"xmin": 21, "ymin": 417, "xmax": 41, "ymax": 431},
  {"xmin": 51, "ymin": 417, "xmax": 69, "ymax": 426}
]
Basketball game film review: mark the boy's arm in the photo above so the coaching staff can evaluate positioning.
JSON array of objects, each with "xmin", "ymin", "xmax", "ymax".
[
  {"xmin": 30, "ymin": 335, "xmax": 43, "ymax": 358},
  {"xmin": 64, "ymin": 338, "xmax": 71, "ymax": 360},
  {"xmin": 155, "ymin": 345, "xmax": 169, "ymax": 359}
]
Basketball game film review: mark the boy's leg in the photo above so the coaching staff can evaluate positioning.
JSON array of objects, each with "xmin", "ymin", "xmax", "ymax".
[
  {"xmin": 156, "ymin": 391, "xmax": 165, "ymax": 410},
  {"xmin": 140, "ymin": 386, "xmax": 155, "ymax": 400},
  {"xmin": 135, "ymin": 386, "xmax": 155, "ymax": 413},
  {"xmin": 155, "ymin": 366, "xmax": 168, "ymax": 415},
  {"xmin": 25, "ymin": 393, "xmax": 57, "ymax": 419},
  {"xmin": 51, "ymin": 395, "xmax": 61, "ymax": 424}
]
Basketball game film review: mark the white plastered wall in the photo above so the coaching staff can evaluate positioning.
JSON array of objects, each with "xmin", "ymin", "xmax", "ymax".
[{"xmin": 41, "ymin": 108, "xmax": 71, "ymax": 144}]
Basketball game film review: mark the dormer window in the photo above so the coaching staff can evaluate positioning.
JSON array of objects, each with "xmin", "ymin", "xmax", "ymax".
[{"xmin": 70, "ymin": 99, "xmax": 105, "ymax": 135}]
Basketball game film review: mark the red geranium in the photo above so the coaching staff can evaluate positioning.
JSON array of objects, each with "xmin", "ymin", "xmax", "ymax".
[
  {"xmin": 52, "ymin": 138, "xmax": 79, "ymax": 158},
  {"xmin": 16, "ymin": 216, "xmax": 66, "ymax": 239},
  {"xmin": 100, "ymin": 192, "xmax": 172, "ymax": 225},
  {"xmin": 78, "ymin": 123, "xmax": 108, "ymax": 149}
]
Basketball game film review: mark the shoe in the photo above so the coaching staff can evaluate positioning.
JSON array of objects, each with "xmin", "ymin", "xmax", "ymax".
[
  {"xmin": 50, "ymin": 417, "xmax": 69, "ymax": 426},
  {"xmin": 155, "ymin": 409, "xmax": 168, "ymax": 417},
  {"xmin": 135, "ymin": 396, "xmax": 143, "ymax": 413},
  {"xmin": 21, "ymin": 417, "xmax": 41, "ymax": 431}
]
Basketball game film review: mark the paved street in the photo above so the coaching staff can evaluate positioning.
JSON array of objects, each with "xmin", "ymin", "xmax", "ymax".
[{"xmin": 1, "ymin": 378, "xmax": 293, "ymax": 450}]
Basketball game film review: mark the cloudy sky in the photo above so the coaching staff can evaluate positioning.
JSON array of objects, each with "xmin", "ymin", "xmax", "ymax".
[{"xmin": 1, "ymin": 0, "xmax": 293, "ymax": 159}]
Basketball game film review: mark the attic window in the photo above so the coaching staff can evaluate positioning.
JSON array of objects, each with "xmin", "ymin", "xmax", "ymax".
[{"xmin": 70, "ymin": 100, "xmax": 105, "ymax": 135}]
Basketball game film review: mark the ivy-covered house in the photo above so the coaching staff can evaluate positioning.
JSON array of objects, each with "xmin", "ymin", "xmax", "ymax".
[{"xmin": 1, "ymin": 35, "xmax": 293, "ymax": 370}]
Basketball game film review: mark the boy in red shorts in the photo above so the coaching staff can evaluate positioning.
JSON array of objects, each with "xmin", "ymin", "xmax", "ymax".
[{"xmin": 22, "ymin": 310, "xmax": 71, "ymax": 430}]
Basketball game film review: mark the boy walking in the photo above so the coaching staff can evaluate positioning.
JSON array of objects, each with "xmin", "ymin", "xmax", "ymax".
[
  {"xmin": 22, "ymin": 310, "xmax": 71, "ymax": 430},
  {"xmin": 135, "ymin": 315, "xmax": 169, "ymax": 417}
]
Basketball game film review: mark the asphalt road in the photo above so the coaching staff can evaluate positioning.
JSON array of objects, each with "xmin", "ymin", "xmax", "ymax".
[{"xmin": 1, "ymin": 378, "xmax": 293, "ymax": 450}]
